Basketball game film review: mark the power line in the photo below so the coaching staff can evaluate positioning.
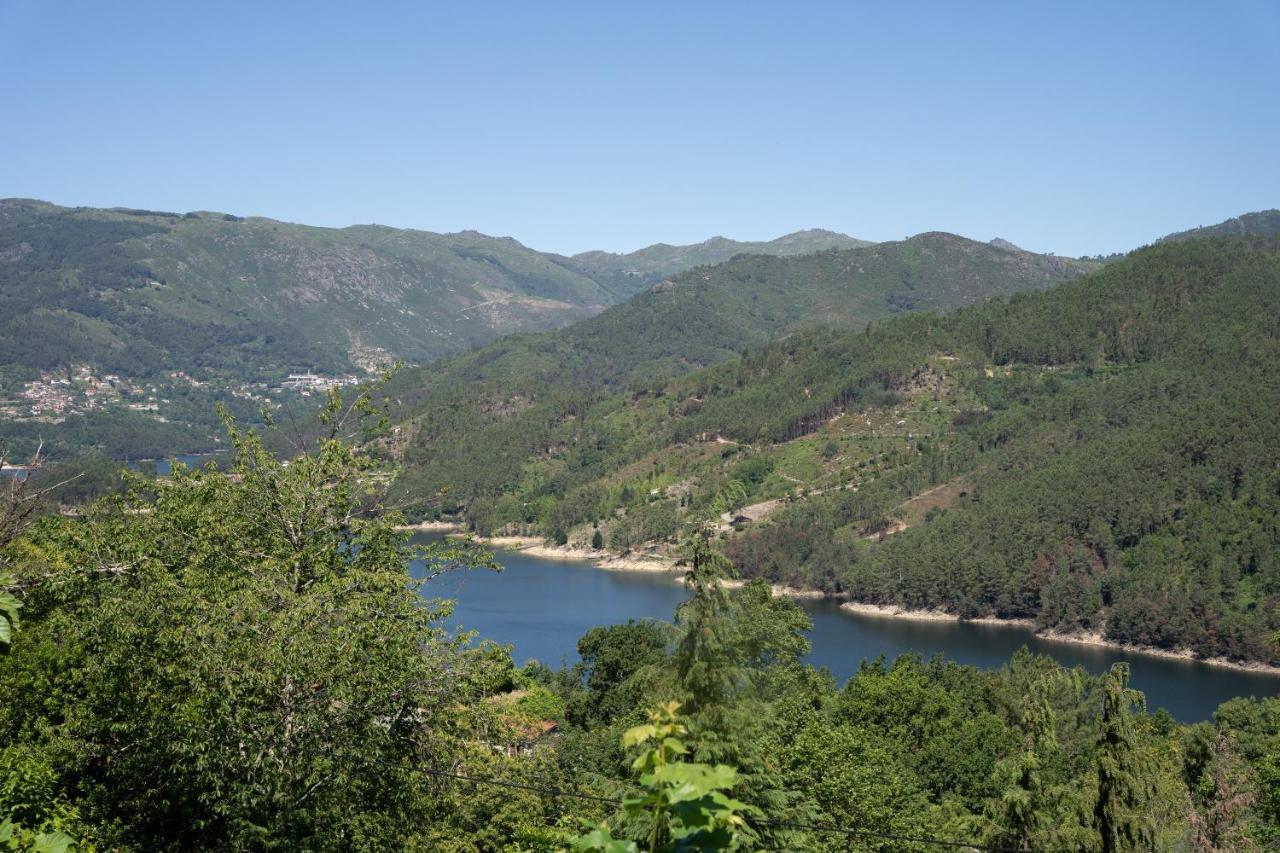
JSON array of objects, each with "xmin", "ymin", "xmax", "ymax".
[
  {"xmin": 414, "ymin": 765, "xmax": 619, "ymax": 806},
  {"xmin": 173, "ymin": 721, "xmax": 1015, "ymax": 851},
  {"xmin": 338, "ymin": 750, "xmax": 1011, "ymax": 851}
]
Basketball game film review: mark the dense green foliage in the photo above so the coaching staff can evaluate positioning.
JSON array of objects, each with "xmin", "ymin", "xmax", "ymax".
[
  {"xmin": 549, "ymin": 608, "xmax": 1280, "ymax": 851},
  {"xmin": 760, "ymin": 237, "xmax": 1280, "ymax": 663},
  {"xmin": 1, "ymin": 401, "xmax": 1277, "ymax": 850},
  {"xmin": 0, "ymin": 405, "xmax": 518, "ymax": 849}
]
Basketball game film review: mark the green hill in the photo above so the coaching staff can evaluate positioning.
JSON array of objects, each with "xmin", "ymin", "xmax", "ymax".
[
  {"xmin": 0, "ymin": 201, "xmax": 878, "ymax": 385},
  {"xmin": 388, "ymin": 232, "xmax": 1094, "ymax": 510},
  {"xmin": 1157, "ymin": 209, "xmax": 1280, "ymax": 243},
  {"xmin": 0, "ymin": 198, "xmax": 621, "ymax": 381},
  {"xmin": 0, "ymin": 201, "xmax": 876, "ymax": 459}
]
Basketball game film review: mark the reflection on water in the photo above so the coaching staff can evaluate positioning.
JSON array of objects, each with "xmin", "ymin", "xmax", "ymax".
[{"xmin": 411, "ymin": 535, "xmax": 1280, "ymax": 722}]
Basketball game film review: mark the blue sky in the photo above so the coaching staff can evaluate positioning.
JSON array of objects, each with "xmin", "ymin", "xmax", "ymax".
[{"xmin": 1, "ymin": 1, "xmax": 1276, "ymax": 256}]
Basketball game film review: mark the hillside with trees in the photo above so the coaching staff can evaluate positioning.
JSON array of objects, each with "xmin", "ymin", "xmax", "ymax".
[
  {"xmin": 0, "ymin": 198, "xmax": 616, "ymax": 382},
  {"xmin": 0, "ymin": 200, "xmax": 874, "ymax": 463},
  {"xmin": 389, "ymin": 235, "xmax": 1280, "ymax": 666},
  {"xmin": 387, "ymin": 232, "xmax": 1094, "ymax": 506},
  {"xmin": 1159, "ymin": 209, "xmax": 1280, "ymax": 244},
  {"xmin": 0, "ymin": 200, "xmax": 876, "ymax": 385}
]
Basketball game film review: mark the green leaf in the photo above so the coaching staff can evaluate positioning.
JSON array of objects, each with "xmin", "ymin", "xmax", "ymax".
[
  {"xmin": 32, "ymin": 831, "xmax": 77, "ymax": 853},
  {"xmin": 568, "ymin": 826, "xmax": 638, "ymax": 852},
  {"xmin": 622, "ymin": 723, "xmax": 656, "ymax": 748}
]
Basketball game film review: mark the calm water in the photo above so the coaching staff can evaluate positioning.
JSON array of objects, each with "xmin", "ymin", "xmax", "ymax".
[
  {"xmin": 127, "ymin": 453, "xmax": 222, "ymax": 475},
  {"xmin": 412, "ymin": 537, "xmax": 1280, "ymax": 722}
]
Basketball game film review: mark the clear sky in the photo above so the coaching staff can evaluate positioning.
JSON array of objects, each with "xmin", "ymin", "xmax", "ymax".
[{"xmin": 1, "ymin": 1, "xmax": 1276, "ymax": 256}]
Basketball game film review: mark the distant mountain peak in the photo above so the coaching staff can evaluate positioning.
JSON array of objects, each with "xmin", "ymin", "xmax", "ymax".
[
  {"xmin": 559, "ymin": 230, "xmax": 872, "ymax": 299},
  {"xmin": 989, "ymin": 237, "xmax": 1024, "ymax": 252}
]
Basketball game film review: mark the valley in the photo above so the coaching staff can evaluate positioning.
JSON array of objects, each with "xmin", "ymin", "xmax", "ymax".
[{"xmin": 5, "ymin": 8, "xmax": 1279, "ymax": 849}]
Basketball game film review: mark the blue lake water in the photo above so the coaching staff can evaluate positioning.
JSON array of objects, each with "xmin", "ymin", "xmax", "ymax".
[
  {"xmin": 127, "ymin": 453, "xmax": 222, "ymax": 475},
  {"xmin": 413, "ymin": 537, "xmax": 1280, "ymax": 722}
]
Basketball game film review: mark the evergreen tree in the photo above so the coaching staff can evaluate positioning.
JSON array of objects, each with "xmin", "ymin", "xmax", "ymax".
[
  {"xmin": 1094, "ymin": 663, "xmax": 1154, "ymax": 852},
  {"xmin": 991, "ymin": 669, "xmax": 1081, "ymax": 850}
]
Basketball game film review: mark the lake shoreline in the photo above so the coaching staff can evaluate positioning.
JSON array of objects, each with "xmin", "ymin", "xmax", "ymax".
[
  {"xmin": 839, "ymin": 600, "xmax": 1036, "ymax": 627},
  {"xmin": 426, "ymin": 529, "xmax": 1280, "ymax": 677},
  {"xmin": 395, "ymin": 520, "xmax": 467, "ymax": 533},
  {"xmin": 838, "ymin": 601, "xmax": 1280, "ymax": 675},
  {"xmin": 474, "ymin": 536, "xmax": 680, "ymax": 573}
]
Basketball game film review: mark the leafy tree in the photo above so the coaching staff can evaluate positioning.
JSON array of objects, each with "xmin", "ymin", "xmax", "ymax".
[
  {"xmin": 571, "ymin": 620, "xmax": 672, "ymax": 727},
  {"xmin": 709, "ymin": 481, "xmax": 747, "ymax": 521},
  {"xmin": 0, "ymin": 393, "xmax": 498, "ymax": 849},
  {"xmin": 674, "ymin": 533, "xmax": 740, "ymax": 725}
]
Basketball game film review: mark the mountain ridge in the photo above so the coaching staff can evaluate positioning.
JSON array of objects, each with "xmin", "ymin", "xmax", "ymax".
[
  {"xmin": 1157, "ymin": 209, "xmax": 1280, "ymax": 243},
  {"xmin": 387, "ymin": 230, "xmax": 1096, "ymax": 513},
  {"xmin": 0, "ymin": 199, "xmax": 881, "ymax": 386}
]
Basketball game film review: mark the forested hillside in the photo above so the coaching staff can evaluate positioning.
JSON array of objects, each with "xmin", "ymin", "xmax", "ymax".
[
  {"xmin": 0, "ymin": 201, "xmax": 872, "ymax": 385},
  {"xmin": 0, "ymin": 200, "xmax": 878, "ymax": 462},
  {"xmin": 395, "ymin": 236, "xmax": 1280, "ymax": 665},
  {"xmin": 0, "ymin": 198, "xmax": 619, "ymax": 382},
  {"xmin": 1159, "ymin": 209, "xmax": 1280, "ymax": 243},
  {"xmin": 1, "ymin": 420, "xmax": 1276, "ymax": 850},
  {"xmin": 388, "ymin": 232, "xmax": 1093, "ymax": 503}
]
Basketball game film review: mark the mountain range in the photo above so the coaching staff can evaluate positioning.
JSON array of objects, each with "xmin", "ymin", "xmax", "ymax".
[
  {"xmin": 0, "ymin": 198, "xmax": 870, "ymax": 382},
  {"xmin": 547, "ymin": 228, "xmax": 871, "ymax": 294}
]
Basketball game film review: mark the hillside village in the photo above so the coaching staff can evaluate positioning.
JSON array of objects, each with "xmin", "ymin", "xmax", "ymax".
[{"xmin": 0, "ymin": 366, "xmax": 365, "ymax": 423}]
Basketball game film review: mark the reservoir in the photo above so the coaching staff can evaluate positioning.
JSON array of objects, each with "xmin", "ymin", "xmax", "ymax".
[
  {"xmin": 126, "ymin": 453, "xmax": 224, "ymax": 476},
  {"xmin": 414, "ymin": 537, "xmax": 1280, "ymax": 723}
]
